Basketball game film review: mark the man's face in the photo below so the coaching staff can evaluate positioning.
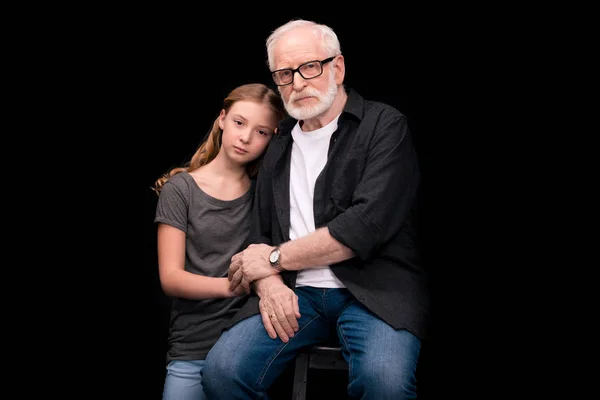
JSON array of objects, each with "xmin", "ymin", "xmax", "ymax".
[{"xmin": 273, "ymin": 28, "xmax": 340, "ymax": 120}]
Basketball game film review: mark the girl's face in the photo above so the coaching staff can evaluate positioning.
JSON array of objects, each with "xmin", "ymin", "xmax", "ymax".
[{"xmin": 218, "ymin": 100, "xmax": 277, "ymax": 165}]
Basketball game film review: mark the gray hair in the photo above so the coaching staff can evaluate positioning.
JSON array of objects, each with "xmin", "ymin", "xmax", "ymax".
[{"xmin": 266, "ymin": 19, "xmax": 342, "ymax": 70}]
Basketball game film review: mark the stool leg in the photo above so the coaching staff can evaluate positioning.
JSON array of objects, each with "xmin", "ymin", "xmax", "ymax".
[{"xmin": 292, "ymin": 353, "xmax": 309, "ymax": 400}]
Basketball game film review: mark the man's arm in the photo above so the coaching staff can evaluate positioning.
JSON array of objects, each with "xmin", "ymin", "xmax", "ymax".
[
  {"xmin": 228, "ymin": 227, "xmax": 353, "ymax": 285},
  {"xmin": 276, "ymin": 226, "xmax": 354, "ymax": 270},
  {"xmin": 263, "ymin": 113, "xmax": 419, "ymax": 270},
  {"xmin": 327, "ymin": 113, "xmax": 419, "ymax": 261}
]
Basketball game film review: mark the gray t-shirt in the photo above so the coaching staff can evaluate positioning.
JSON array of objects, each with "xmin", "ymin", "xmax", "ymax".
[{"xmin": 154, "ymin": 171, "xmax": 253, "ymax": 361}]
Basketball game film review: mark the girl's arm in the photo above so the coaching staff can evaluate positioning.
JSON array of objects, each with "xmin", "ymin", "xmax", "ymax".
[{"xmin": 157, "ymin": 224, "xmax": 246, "ymax": 299}]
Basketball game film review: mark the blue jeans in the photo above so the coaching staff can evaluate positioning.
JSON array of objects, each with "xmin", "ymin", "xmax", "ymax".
[
  {"xmin": 162, "ymin": 360, "xmax": 207, "ymax": 400},
  {"xmin": 202, "ymin": 287, "xmax": 421, "ymax": 399}
]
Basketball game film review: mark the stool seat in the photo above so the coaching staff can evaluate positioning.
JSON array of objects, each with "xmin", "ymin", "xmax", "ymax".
[{"xmin": 292, "ymin": 344, "xmax": 348, "ymax": 400}]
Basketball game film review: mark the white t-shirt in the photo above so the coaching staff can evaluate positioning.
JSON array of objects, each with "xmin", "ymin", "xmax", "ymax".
[{"xmin": 289, "ymin": 116, "xmax": 345, "ymax": 288}]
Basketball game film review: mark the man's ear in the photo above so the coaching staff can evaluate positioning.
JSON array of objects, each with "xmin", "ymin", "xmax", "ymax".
[{"xmin": 334, "ymin": 55, "xmax": 345, "ymax": 85}]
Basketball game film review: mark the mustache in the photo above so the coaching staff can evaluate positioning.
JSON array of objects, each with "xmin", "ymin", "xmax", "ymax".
[{"xmin": 289, "ymin": 88, "xmax": 322, "ymax": 102}]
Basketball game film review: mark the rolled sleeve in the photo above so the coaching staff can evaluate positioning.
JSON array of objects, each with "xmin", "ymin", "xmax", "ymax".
[
  {"xmin": 154, "ymin": 180, "xmax": 189, "ymax": 233},
  {"xmin": 327, "ymin": 114, "xmax": 420, "ymax": 261}
]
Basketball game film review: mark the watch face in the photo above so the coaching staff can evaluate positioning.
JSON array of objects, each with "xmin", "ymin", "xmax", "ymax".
[{"xmin": 269, "ymin": 249, "xmax": 279, "ymax": 263}]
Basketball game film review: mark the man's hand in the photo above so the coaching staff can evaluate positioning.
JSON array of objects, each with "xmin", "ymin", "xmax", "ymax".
[
  {"xmin": 229, "ymin": 244, "xmax": 278, "ymax": 293},
  {"xmin": 254, "ymin": 275, "xmax": 300, "ymax": 342}
]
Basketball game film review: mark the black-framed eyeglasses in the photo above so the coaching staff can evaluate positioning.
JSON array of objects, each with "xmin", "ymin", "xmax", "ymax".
[{"xmin": 271, "ymin": 56, "xmax": 336, "ymax": 86}]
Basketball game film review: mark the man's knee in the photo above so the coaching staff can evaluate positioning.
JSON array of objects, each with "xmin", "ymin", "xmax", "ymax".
[
  {"xmin": 351, "ymin": 360, "xmax": 418, "ymax": 399},
  {"xmin": 350, "ymin": 335, "xmax": 420, "ymax": 400},
  {"xmin": 201, "ymin": 355, "xmax": 229, "ymax": 394},
  {"xmin": 202, "ymin": 320, "xmax": 268, "ymax": 395}
]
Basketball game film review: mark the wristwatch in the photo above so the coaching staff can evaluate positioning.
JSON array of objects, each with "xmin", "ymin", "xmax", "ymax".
[{"xmin": 269, "ymin": 246, "xmax": 285, "ymax": 272}]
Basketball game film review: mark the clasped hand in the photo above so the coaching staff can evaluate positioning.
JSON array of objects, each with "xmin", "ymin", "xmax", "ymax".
[{"xmin": 228, "ymin": 243, "xmax": 278, "ymax": 293}]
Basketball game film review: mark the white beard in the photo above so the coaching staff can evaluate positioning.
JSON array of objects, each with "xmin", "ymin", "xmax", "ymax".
[{"xmin": 282, "ymin": 67, "xmax": 338, "ymax": 121}]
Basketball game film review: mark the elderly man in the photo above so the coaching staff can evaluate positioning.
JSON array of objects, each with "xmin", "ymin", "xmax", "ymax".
[{"xmin": 202, "ymin": 19, "xmax": 429, "ymax": 400}]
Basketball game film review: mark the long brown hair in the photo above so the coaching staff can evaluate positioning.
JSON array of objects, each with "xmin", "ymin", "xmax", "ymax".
[{"xmin": 153, "ymin": 83, "xmax": 285, "ymax": 195}]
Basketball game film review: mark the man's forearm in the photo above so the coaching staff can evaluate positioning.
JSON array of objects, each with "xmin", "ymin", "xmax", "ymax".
[{"xmin": 279, "ymin": 227, "xmax": 355, "ymax": 271}]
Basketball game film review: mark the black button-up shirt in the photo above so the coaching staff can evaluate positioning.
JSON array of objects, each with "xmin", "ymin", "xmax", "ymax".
[{"xmin": 231, "ymin": 89, "xmax": 430, "ymax": 340}]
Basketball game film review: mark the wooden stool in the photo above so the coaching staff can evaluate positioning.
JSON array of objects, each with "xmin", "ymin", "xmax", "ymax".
[{"xmin": 291, "ymin": 345, "xmax": 348, "ymax": 400}]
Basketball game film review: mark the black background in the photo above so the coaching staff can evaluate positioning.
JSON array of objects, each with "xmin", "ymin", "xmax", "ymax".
[
  {"xmin": 9, "ymin": 4, "xmax": 541, "ymax": 398},
  {"xmin": 115, "ymin": 10, "xmax": 500, "ymax": 400}
]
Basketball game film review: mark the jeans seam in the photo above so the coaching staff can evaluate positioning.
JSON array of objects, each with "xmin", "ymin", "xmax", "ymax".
[
  {"xmin": 337, "ymin": 325, "xmax": 355, "ymax": 397},
  {"xmin": 336, "ymin": 299, "xmax": 358, "ymax": 398},
  {"xmin": 253, "ymin": 313, "xmax": 322, "ymax": 389},
  {"xmin": 322, "ymin": 288, "xmax": 329, "ymax": 316}
]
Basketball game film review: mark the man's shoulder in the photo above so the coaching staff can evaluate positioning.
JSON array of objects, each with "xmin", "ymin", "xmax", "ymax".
[
  {"xmin": 345, "ymin": 88, "xmax": 405, "ymax": 122},
  {"xmin": 364, "ymin": 98, "xmax": 405, "ymax": 120}
]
